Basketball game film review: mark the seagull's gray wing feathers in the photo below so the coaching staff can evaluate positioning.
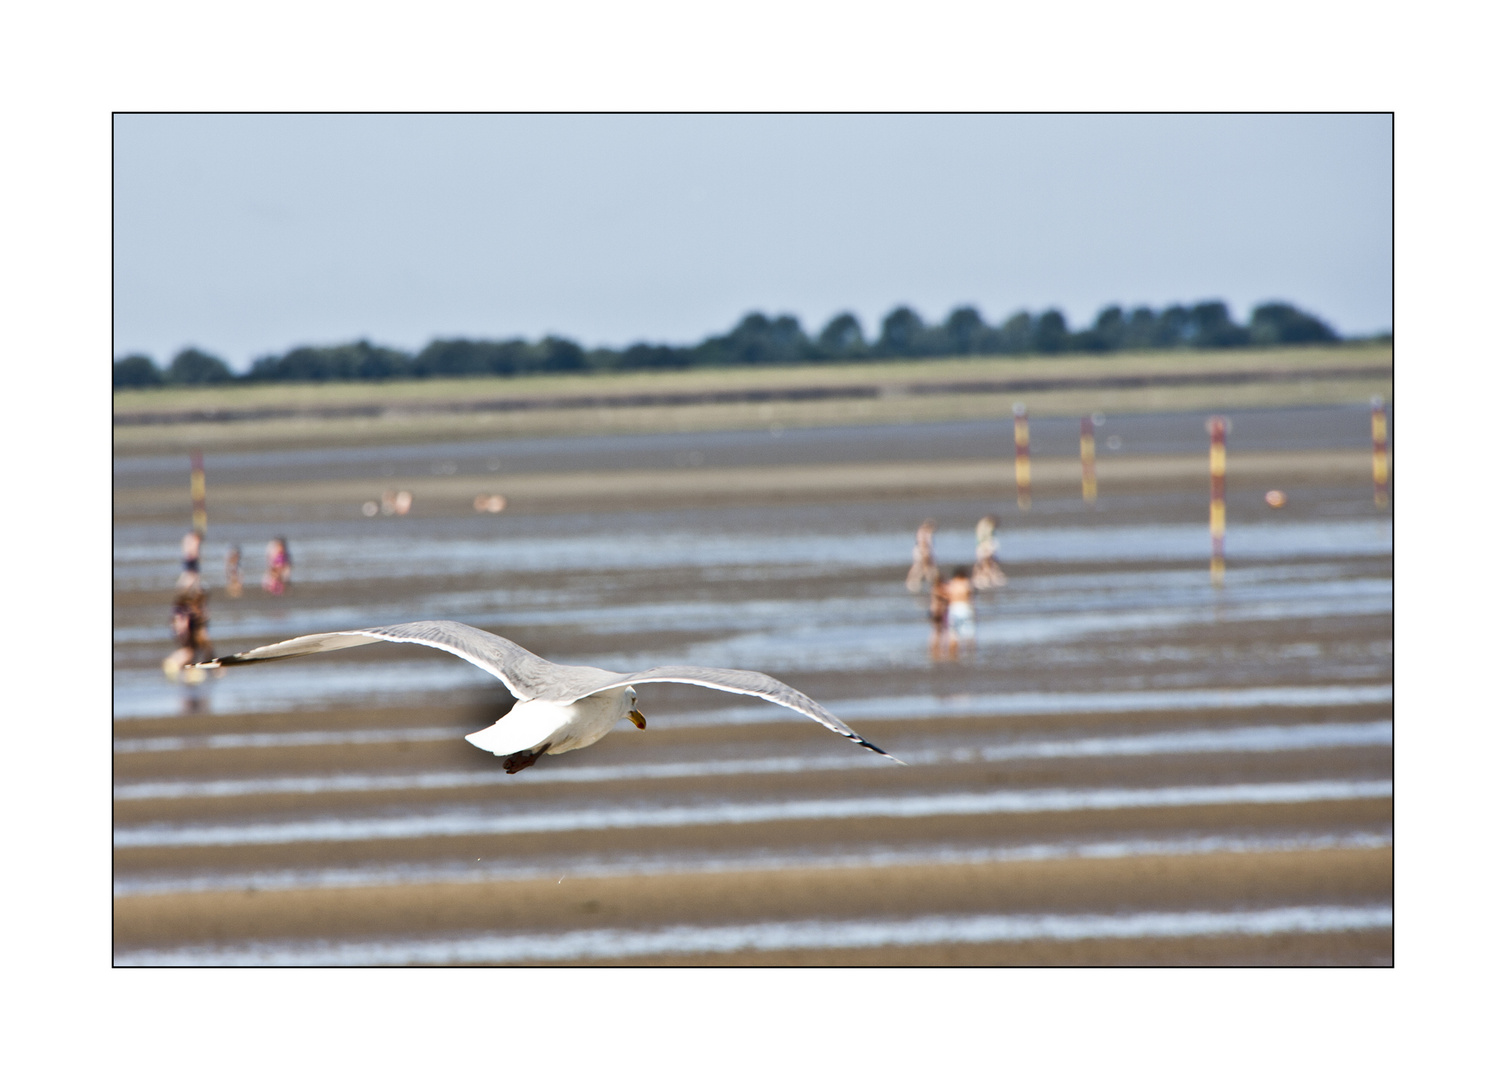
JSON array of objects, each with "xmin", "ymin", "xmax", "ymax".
[
  {"xmin": 197, "ymin": 620, "xmax": 900, "ymax": 762},
  {"xmin": 197, "ymin": 620, "xmax": 626, "ymax": 702},
  {"xmin": 563, "ymin": 665, "xmax": 903, "ymax": 763}
]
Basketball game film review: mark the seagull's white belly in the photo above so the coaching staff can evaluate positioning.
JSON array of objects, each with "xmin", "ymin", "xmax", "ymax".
[{"xmin": 464, "ymin": 689, "xmax": 629, "ymax": 757}]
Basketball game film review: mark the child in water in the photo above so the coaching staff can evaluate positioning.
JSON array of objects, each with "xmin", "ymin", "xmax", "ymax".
[
  {"xmin": 263, "ymin": 537, "xmax": 292, "ymax": 595},
  {"xmin": 943, "ymin": 566, "xmax": 976, "ymax": 660}
]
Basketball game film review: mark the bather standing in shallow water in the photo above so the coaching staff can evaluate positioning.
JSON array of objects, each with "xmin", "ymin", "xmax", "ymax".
[
  {"xmin": 262, "ymin": 536, "xmax": 292, "ymax": 596},
  {"xmin": 943, "ymin": 566, "xmax": 976, "ymax": 660},
  {"xmin": 163, "ymin": 532, "xmax": 214, "ymax": 682},
  {"xmin": 972, "ymin": 514, "xmax": 1007, "ymax": 589},
  {"xmin": 907, "ymin": 518, "xmax": 938, "ymax": 593}
]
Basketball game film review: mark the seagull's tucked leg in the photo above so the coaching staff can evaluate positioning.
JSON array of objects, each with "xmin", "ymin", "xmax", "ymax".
[{"xmin": 501, "ymin": 743, "xmax": 551, "ymax": 774}]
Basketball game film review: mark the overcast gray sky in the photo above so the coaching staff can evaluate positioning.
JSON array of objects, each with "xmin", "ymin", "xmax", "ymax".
[{"xmin": 113, "ymin": 114, "xmax": 1392, "ymax": 371}]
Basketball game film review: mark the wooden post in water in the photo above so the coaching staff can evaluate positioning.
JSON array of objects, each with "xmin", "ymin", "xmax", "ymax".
[
  {"xmin": 1080, "ymin": 415, "xmax": 1098, "ymax": 505},
  {"xmin": 1208, "ymin": 416, "xmax": 1227, "ymax": 586},
  {"xmin": 1013, "ymin": 403, "xmax": 1031, "ymax": 511},
  {"xmin": 1371, "ymin": 397, "xmax": 1389, "ymax": 509},
  {"xmin": 190, "ymin": 450, "xmax": 207, "ymax": 536}
]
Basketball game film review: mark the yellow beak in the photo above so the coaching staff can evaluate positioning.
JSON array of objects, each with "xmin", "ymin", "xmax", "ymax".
[{"xmin": 628, "ymin": 709, "xmax": 648, "ymax": 730}]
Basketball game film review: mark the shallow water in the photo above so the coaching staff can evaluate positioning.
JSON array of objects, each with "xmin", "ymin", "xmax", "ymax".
[
  {"xmin": 112, "ymin": 527, "xmax": 1390, "ymax": 718},
  {"xmin": 113, "ymin": 720, "xmax": 1393, "ymax": 799},
  {"xmin": 112, "ymin": 517, "xmax": 1392, "ymax": 591},
  {"xmin": 113, "ymin": 778, "xmax": 1393, "ymax": 849}
]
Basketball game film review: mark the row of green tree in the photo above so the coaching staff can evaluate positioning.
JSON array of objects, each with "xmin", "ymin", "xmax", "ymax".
[{"xmin": 114, "ymin": 300, "xmax": 1353, "ymax": 388}]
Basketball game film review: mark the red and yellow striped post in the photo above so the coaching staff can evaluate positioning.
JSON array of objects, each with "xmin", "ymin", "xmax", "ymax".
[
  {"xmin": 190, "ymin": 449, "xmax": 207, "ymax": 536},
  {"xmin": 1080, "ymin": 415, "xmax": 1098, "ymax": 505},
  {"xmin": 1208, "ymin": 416, "xmax": 1227, "ymax": 586},
  {"xmin": 1371, "ymin": 397, "xmax": 1389, "ymax": 509},
  {"xmin": 1013, "ymin": 403, "xmax": 1031, "ymax": 511}
]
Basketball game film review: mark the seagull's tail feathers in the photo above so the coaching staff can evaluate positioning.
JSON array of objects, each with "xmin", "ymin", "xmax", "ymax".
[
  {"xmin": 463, "ymin": 699, "xmax": 572, "ymax": 758},
  {"xmin": 464, "ymin": 721, "xmax": 527, "ymax": 756}
]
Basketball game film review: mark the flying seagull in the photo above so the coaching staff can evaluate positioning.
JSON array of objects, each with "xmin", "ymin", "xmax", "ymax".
[{"xmin": 194, "ymin": 619, "xmax": 903, "ymax": 772}]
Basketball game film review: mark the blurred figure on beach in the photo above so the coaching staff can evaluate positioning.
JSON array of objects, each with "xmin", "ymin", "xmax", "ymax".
[
  {"xmin": 906, "ymin": 519, "xmax": 938, "ymax": 593},
  {"xmin": 163, "ymin": 532, "xmax": 214, "ymax": 682},
  {"xmin": 263, "ymin": 537, "xmax": 292, "ymax": 596},
  {"xmin": 179, "ymin": 529, "xmax": 201, "ymax": 572},
  {"xmin": 972, "ymin": 514, "xmax": 1007, "ymax": 589},
  {"xmin": 381, "ymin": 490, "xmax": 413, "ymax": 516},
  {"xmin": 224, "ymin": 543, "xmax": 243, "ymax": 598},
  {"xmin": 928, "ymin": 574, "xmax": 949, "ymax": 661},
  {"xmin": 944, "ymin": 567, "xmax": 977, "ymax": 661}
]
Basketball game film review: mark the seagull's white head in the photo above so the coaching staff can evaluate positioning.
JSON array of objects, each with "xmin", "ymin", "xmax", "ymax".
[{"xmin": 625, "ymin": 687, "xmax": 647, "ymax": 730}]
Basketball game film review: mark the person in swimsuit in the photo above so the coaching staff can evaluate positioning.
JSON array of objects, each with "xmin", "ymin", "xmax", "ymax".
[
  {"xmin": 928, "ymin": 574, "xmax": 950, "ymax": 661},
  {"xmin": 263, "ymin": 537, "xmax": 292, "ymax": 595},
  {"xmin": 180, "ymin": 530, "xmax": 201, "ymax": 571},
  {"xmin": 944, "ymin": 566, "xmax": 976, "ymax": 660},
  {"xmin": 164, "ymin": 532, "xmax": 215, "ymax": 682},
  {"xmin": 907, "ymin": 519, "xmax": 938, "ymax": 594},
  {"xmin": 972, "ymin": 514, "xmax": 1006, "ymax": 589}
]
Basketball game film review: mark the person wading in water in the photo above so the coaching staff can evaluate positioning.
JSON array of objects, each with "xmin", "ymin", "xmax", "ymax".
[
  {"xmin": 164, "ymin": 532, "xmax": 215, "ymax": 682},
  {"xmin": 943, "ymin": 566, "xmax": 977, "ymax": 661}
]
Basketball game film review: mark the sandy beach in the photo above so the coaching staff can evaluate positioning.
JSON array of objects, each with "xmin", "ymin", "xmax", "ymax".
[{"xmin": 113, "ymin": 396, "xmax": 1391, "ymax": 965}]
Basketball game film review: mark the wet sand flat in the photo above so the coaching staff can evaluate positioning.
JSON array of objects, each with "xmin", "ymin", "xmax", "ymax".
[
  {"xmin": 113, "ymin": 449, "xmax": 1375, "ymax": 521},
  {"xmin": 114, "ymin": 847, "xmax": 1390, "ymax": 952},
  {"xmin": 113, "ymin": 401, "xmax": 1391, "ymax": 965},
  {"xmin": 603, "ymin": 929, "xmax": 1395, "ymax": 967}
]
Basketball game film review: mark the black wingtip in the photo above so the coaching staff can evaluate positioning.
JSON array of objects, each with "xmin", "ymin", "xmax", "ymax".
[
  {"xmin": 855, "ymin": 736, "xmax": 906, "ymax": 765},
  {"xmin": 194, "ymin": 653, "xmax": 258, "ymax": 668}
]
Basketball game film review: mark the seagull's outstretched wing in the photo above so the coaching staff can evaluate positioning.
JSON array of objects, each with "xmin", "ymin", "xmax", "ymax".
[
  {"xmin": 195, "ymin": 619, "xmax": 625, "ymax": 702},
  {"xmin": 558, "ymin": 665, "xmax": 904, "ymax": 763},
  {"xmin": 197, "ymin": 620, "xmax": 902, "ymax": 763}
]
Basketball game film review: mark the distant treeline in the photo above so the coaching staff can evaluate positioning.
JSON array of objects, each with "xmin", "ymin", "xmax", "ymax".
[{"xmin": 113, "ymin": 299, "xmax": 1367, "ymax": 388}]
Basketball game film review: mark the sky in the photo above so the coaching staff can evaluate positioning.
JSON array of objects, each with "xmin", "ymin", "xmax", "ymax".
[{"xmin": 113, "ymin": 114, "xmax": 1392, "ymax": 371}]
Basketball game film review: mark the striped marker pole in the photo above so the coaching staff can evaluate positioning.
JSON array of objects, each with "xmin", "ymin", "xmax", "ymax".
[
  {"xmin": 1013, "ymin": 403, "xmax": 1031, "ymax": 511},
  {"xmin": 1371, "ymin": 397, "xmax": 1389, "ymax": 509},
  {"xmin": 190, "ymin": 449, "xmax": 207, "ymax": 536},
  {"xmin": 1080, "ymin": 416, "xmax": 1098, "ymax": 505},
  {"xmin": 1208, "ymin": 416, "xmax": 1227, "ymax": 586}
]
